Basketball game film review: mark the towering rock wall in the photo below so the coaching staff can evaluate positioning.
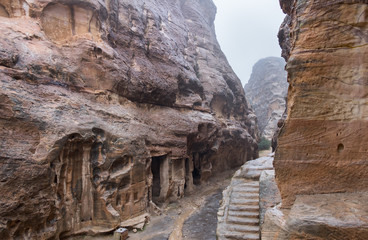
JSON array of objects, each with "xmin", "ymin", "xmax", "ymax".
[
  {"xmin": 261, "ymin": 1, "xmax": 368, "ymax": 238},
  {"xmin": 275, "ymin": 0, "xmax": 368, "ymax": 208},
  {"xmin": 244, "ymin": 57, "xmax": 288, "ymax": 140},
  {"xmin": 0, "ymin": 0, "xmax": 258, "ymax": 239}
]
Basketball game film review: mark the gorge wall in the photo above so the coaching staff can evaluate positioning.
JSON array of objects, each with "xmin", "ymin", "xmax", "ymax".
[
  {"xmin": 0, "ymin": 0, "xmax": 258, "ymax": 239},
  {"xmin": 266, "ymin": 0, "xmax": 368, "ymax": 238},
  {"xmin": 244, "ymin": 57, "xmax": 288, "ymax": 140}
]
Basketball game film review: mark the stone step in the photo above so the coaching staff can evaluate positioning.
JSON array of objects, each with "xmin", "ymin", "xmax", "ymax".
[
  {"xmin": 228, "ymin": 210, "xmax": 259, "ymax": 217},
  {"xmin": 230, "ymin": 198, "xmax": 259, "ymax": 206},
  {"xmin": 233, "ymin": 182, "xmax": 259, "ymax": 187},
  {"xmin": 233, "ymin": 182, "xmax": 259, "ymax": 188},
  {"xmin": 229, "ymin": 205, "xmax": 259, "ymax": 212},
  {"xmin": 247, "ymin": 166, "xmax": 273, "ymax": 170},
  {"xmin": 244, "ymin": 166, "xmax": 273, "ymax": 173},
  {"xmin": 243, "ymin": 181, "xmax": 259, "ymax": 185},
  {"xmin": 223, "ymin": 232, "xmax": 260, "ymax": 240},
  {"xmin": 225, "ymin": 223, "xmax": 259, "ymax": 233},
  {"xmin": 232, "ymin": 190, "xmax": 259, "ymax": 195},
  {"xmin": 231, "ymin": 192, "xmax": 259, "ymax": 199},
  {"xmin": 216, "ymin": 159, "xmax": 273, "ymax": 240},
  {"xmin": 227, "ymin": 216, "xmax": 259, "ymax": 226},
  {"xmin": 234, "ymin": 181, "xmax": 259, "ymax": 186},
  {"xmin": 232, "ymin": 186, "xmax": 259, "ymax": 192}
]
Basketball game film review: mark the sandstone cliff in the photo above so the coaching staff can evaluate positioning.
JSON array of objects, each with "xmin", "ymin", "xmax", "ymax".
[
  {"xmin": 0, "ymin": 0, "xmax": 258, "ymax": 239},
  {"xmin": 244, "ymin": 57, "xmax": 288, "ymax": 140},
  {"xmin": 266, "ymin": 0, "xmax": 368, "ymax": 238}
]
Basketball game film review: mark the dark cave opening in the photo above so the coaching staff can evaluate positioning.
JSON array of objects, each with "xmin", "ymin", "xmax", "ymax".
[
  {"xmin": 151, "ymin": 157, "xmax": 161, "ymax": 198},
  {"xmin": 151, "ymin": 155, "xmax": 166, "ymax": 204},
  {"xmin": 192, "ymin": 159, "xmax": 201, "ymax": 185}
]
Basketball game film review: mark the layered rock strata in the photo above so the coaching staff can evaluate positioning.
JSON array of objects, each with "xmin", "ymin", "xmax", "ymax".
[
  {"xmin": 0, "ymin": 0, "xmax": 258, "ymax": 239},
  {"xmin": 244, "ymin": 57, "xmax": 288, "ymax": 140},
  {"xmin": 275, "ymin": 0, "xmax": 368, "ymax": 208},
  {"xmin": 265, "ymin": 0, "xmax": 368, "ymax": 238}
]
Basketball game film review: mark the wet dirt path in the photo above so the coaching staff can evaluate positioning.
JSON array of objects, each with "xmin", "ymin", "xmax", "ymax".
[
  {"xmin": 182, "ymin": 189, "xmax": 223, "ymax": 240},
  {"xmin": 129, "ymin": 169, "xmax": 234, "ymax": 240}
]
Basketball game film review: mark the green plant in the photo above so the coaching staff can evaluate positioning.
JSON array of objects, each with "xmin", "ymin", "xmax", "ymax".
[{"xmin": 258, "ymin": 137, "xmax": 271, "ymax": 151}]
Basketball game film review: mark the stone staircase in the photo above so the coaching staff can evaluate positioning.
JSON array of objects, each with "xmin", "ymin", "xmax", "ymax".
[{"xmin": 217, "ymin": 156, "xmax": 274, "ymax": 240}]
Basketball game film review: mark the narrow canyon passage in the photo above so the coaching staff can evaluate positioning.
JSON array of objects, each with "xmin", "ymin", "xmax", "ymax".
[{"xmin": 1, "ymin": 0, "xmax": 366, "ymax": 239}]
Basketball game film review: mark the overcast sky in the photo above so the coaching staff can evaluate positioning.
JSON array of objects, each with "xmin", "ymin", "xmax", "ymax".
[{"xmin": 212, "ymin": 0, "xmax": 286, "ymax": 86}]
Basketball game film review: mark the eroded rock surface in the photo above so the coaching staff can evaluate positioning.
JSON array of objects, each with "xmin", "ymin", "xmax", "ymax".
[
  {"xmin": 244, "ymin": 57, "xmax": 288, "ymax": 140},
  {"xmin": 259, "ymin": 170, "xmax": 281, "ymax": 226},
  {"xmin": 262, "ymin": 0, "xmax": 368, "ymax": 239},
  {"xmin": 287, "ymin": 192, "xmax": 368, "ymax": 239},
  {"xmin": 0, "ymin": 0, "xmax": 258, "ymax": 239},
  {"xmin": 262, "ymin": 193, "xmax": 368, "ymax": 240},
  {"xmin": 275, "ymin": 0, "xmax": 368, "ymax": 209}
]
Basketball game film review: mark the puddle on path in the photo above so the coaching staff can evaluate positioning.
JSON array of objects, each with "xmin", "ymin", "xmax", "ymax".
[{"xmin": 182, "ymin": 189, "xmax": 223, "ymax": 240}]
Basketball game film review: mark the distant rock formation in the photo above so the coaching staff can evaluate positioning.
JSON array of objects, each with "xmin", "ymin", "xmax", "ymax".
[
  {"xmin": 244, "ymin": 57, "xmax": 288, "ymax": 140},
  {"xmin": 0, "ymin": 0, "xmax": 258, "ymax": 239}
]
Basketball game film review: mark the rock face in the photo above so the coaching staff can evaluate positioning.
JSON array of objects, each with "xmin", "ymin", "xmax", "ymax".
[
  {"xmin": 271, "ymin": 110, "xmax": 286, "ymax": 152},
  {"xmin": 275, "ymin": 0, "xmax": 368, "ymax": 208},
  {"xmin": 0, "ymin": 0, "xmax": 258, "ymax": 239},
  {"xmin": 286, "ymin": 192, "xmax": 368, "ymax": 239},
  {"xmin": 259, "ymin": 170, "xmax": 281, "ymax": 226},
  {"xmin": 262, "ymin": 193, "xmax": 368, "ymax": 239},
  {"xmin": 244, "ymin": 57, "xmax": 288, "ymax": 140},
  {"xmin": 262, "ymin": 0, "xmax": 368, "ymax": 239}
]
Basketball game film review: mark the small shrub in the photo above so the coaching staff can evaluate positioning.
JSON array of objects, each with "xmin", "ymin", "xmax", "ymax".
[{"xmin": 258, "ymin": 137, "xmax": 271, "ymax": 151}]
